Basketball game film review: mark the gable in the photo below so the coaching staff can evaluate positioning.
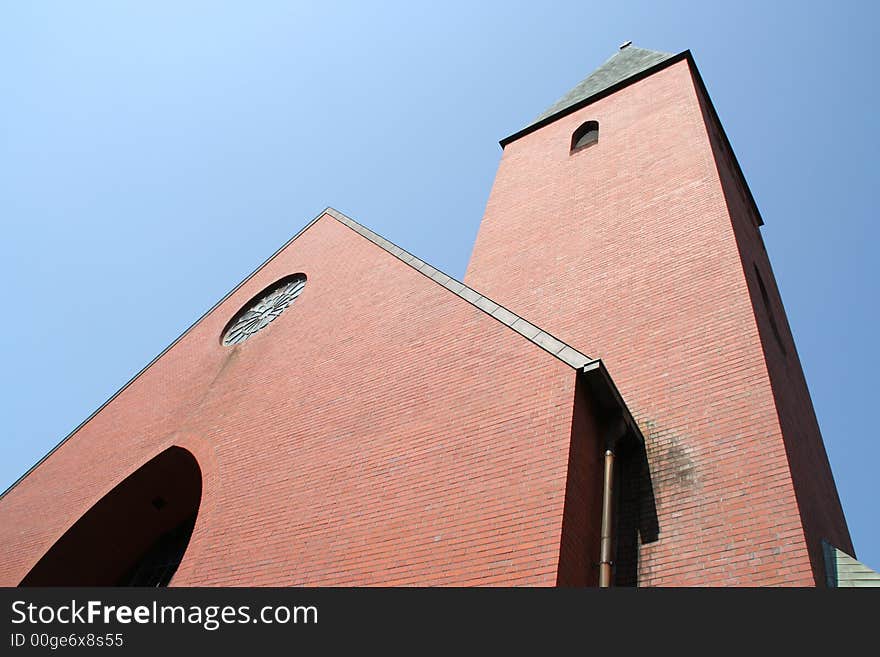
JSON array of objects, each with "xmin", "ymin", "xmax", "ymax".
[{"xmin": 0, "ymin": 207, "xmax": 646, "ymax": 586}]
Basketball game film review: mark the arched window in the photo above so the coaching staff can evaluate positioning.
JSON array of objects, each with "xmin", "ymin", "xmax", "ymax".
[
  {"xmin": 20, "ymin": 446, "xmax": 202, "ymax": 586},
  {"xmin": 571, "ymin": 120, "xmax": 599, "ymax": 152}
]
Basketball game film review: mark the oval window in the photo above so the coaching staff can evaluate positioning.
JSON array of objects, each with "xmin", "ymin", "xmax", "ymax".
[{"xmin": 222, "ymin": 274, "xmax": 307, "ymax": 346}]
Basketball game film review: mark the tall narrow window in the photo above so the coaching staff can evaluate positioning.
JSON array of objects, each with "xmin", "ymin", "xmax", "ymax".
[
  {"xmin": 754, "ymin": 265, "xmax": 787, "ymax": 355},
  {"xmin": 571, "ymin": 120, "xmax": 599, "ymax": 152}
]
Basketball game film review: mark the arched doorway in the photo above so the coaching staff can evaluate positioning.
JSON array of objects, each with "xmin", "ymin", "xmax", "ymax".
[{"xmin": 20, "ymin": 446, "xmax": 201, "ymax": 586}]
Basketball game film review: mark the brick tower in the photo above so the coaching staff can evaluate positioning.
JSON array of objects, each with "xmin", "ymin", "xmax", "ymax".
[{"xmin": 465, "ymin": 44, "xmax": 853, "ymax": 585}]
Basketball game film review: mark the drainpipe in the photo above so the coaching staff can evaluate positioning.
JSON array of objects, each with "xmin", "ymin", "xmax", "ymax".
[
  {"xmin": 599, "ymin": 416, "xmax": 626, "ymax": 588},
  {"xmin": 599, "ymin": 447, "xmax": 616, "ymax": 587}
]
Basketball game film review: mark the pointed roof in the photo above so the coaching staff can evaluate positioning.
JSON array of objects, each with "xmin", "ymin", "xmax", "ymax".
[
  {"xmin": 535, "ymin": 44, "xmax": 674, "ymax": 123},
  {"xmin": 501, "ymin": 43, "xmax": 682, "ymax": 147}
]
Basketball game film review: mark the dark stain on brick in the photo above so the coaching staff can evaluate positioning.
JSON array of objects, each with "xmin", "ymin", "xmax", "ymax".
[
  {"xmin": 639, "ymin": 417, "xmax": 699, "ymax": 493},
  {"xmin": 665, "ymin": 443, "xmax": 697, "ymax": 488}
]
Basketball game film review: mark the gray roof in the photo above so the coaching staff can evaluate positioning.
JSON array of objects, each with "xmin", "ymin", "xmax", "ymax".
[
  {"xmin": 325, "ymin": 208, "xmax": 592, "ymax": 370},
  {"xmin": 533, "ymin": 44, "xmax": 674, "ymax": 124},
  {"xmin": 823, "ymin": 541, "xmax": 880, "ymax": 588},
  {"xmin": 498, "ymin": 44, "xmax": 678, "ymax": 148}
]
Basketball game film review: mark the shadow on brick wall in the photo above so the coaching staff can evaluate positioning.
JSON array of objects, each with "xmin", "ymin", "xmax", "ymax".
[{"xmin": 615, "ymin": 441, "xmax": 659, "ymax": 587}]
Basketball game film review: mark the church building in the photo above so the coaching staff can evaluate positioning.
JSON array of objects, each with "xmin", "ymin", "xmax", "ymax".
[{"xmin": 1, "ymin": 44, "xmax": 873, "ymax": 587}]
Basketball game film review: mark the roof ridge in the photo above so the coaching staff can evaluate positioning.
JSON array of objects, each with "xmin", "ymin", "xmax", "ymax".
[
  {"xmin": 323, "ymin": 207, "xmax": 593, "ymax": 370},
  {"xmin": 501, "ymin": 46, "xmax": 684, "ymax": 147},
  {"xmin": 0, "ymin": 205, "xmax": 620, "ymax": 502},
  {"xmin": 533, "ymin": 45, "xmax": 674, "ymax": 123}
]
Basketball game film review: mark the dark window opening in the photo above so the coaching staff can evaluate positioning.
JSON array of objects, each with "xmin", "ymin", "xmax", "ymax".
[
  {"xmin": 19, "ymin": 446, "xmax": 201, "ymax": 587},
  {"xmin": 571, "ymin": 120, "xmax": 599, "ymax": 152},
  {"xmin": 755, "ymin": 265, "xmax": 787, "ymax": 355},
  {"xmin": 121, "ymin": 515, "xmax": 197, "ymax": 586}
]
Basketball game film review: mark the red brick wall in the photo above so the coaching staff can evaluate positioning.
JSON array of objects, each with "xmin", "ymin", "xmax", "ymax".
[
  {"xmin": 692, "ymin": 73, "xmax": 853, "ymax": 583},
  {"xmin": 465, "ymin": 58, "xmax": 850, "ymax": 585},
  {"xmin": 0, "ymin": 214, "xmax": 598, "ymax": 586},
  {"xmin": 556, "ymin": 377, "xmax": 604, "ymax": 586}
]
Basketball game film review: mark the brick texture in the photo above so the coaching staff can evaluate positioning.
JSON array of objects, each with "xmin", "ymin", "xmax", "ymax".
[
  {"xmin": 465, "ymin": 58, "xmax": 852, "ymax": 586},
  {"xmin": 0, "ymin": 215, "xmax": 600, "ymax": 586},
  {"xmin": 1, "ymin": 54, "xmax": 852, "ymax": 588}
]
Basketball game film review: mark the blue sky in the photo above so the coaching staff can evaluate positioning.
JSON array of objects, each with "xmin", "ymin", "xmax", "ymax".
[{"xmin": 2, "ymin": 2, "xmax": 878, "ymax": 572}]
